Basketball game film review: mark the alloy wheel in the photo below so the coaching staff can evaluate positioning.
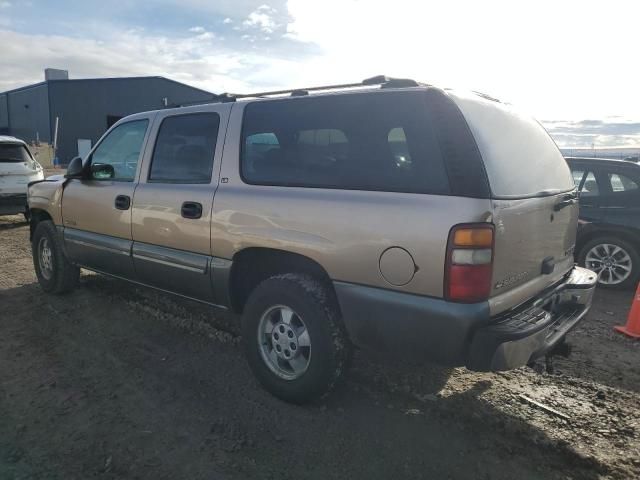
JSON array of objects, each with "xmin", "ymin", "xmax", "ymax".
[{"xmin": 585, "ymin": 243, "xmax": 632, "ymax": 285}]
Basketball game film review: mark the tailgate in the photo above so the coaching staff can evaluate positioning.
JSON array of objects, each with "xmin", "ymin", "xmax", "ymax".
[
  {"xmin": 490, "ymin": 193, "xmax": 578, "ymax": 310},
  {"xmin": 446, "ymin": 90, "xmax": 579, "ymax": 314}
]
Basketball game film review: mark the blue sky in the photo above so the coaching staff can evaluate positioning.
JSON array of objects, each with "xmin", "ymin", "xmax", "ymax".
[{"xmin": 1, "ymin": 0, "xmax": 639, "ymax": 147}]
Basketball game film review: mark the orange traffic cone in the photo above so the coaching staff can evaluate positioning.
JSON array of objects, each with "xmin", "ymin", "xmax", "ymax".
[{"xmin": 614, "ymin": 283, "xmax": 640, "ymax": 338}]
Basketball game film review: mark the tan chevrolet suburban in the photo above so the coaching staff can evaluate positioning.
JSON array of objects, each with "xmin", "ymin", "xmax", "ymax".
[{"xmin": 28, "ymin": 76, "xmax": 597, "ymax": 403}]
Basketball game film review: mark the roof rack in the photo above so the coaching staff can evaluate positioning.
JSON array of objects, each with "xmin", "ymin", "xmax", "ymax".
[
  {"xmin": 172, "ymin": 75, "xmax": 424, "ymax": 107},
  {"xmin": 471, "ymin": 91, "xmax": 502, "ymax": 103}
]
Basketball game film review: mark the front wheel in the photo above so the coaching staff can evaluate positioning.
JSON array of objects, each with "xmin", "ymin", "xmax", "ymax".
[
  {"xmin": 242, "ymin": 274, "xmax": 351, "ymax": 404},
  {"xmin": 578, "ymin": 236, "xmax": 639, "ymax": 289},
  {"xmin": 32, "ymin": 220, "xmax": 80, "ymax": 294}
]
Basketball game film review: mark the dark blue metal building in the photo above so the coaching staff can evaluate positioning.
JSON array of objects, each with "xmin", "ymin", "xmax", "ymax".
[{"xmin": 0, "ymin": 72, "xmax": 216, "ymax": 163}]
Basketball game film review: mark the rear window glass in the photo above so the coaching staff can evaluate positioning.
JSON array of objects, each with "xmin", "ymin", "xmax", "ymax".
[
  {"xmin": 241, "ymin": 92, "xmax": 450, "ymax": 194},
  {"xmin": 0, "ymin": 143, "xmax": 32, "ymax": 163},
  {"xmin": 450, "ymin": 91, "xmax": 574, "ymax": 198}
]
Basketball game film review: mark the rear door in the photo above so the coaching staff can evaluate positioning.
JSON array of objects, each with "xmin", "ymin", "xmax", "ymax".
[
  {"xmin": 600, "ymin": 165, "xmax": 640, "ymax": 232},
  {"xmin": 449, "ymin": 91, "xmax": 578, "ymax": 313},
  {"xmin": 131, "ymin": 105, "xmax": 230, "ymax": 302}
]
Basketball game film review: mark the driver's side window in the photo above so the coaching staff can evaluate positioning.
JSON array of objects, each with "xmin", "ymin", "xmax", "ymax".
[{"xmin": 90, "ymin": 119, "xmax": 149, "ymax": 181}]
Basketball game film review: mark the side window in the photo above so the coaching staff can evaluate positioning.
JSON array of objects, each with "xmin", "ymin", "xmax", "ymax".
[
  {"xmin": 90, "ymin": 120, "xmax": 149, "ymax": 181},
  {"xmin": 149, "ymin": 113, "xmax": 220, "ymax": 184},
  {"xmin": 240, "ymin": 92, "xmax": 450, "ymax": 194},
  {"xmin": 580, "ymin": 171, "xmax": 599, "ymax": 197},
  {"xmin": 608, "ymin": 172, "xmax": 638, "ymax": 193}
]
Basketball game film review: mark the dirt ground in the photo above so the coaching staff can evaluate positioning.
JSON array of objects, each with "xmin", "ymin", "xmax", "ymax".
[{"xmin": 1, "ymin": 213, "xmax": 638, "ymax": 480}]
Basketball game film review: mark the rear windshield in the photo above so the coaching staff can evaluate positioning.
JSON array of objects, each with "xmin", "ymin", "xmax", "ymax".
[
  {"xmin": 449, "ymin": 91, "xmax": 574, "ymax": 198},
  {"xmin": 0, "ymin": 143, "xmax": 32, "ymax": 163},
  {"xmin": 240, "ymin": 91, "xmax": 450, "ymax": 195}
]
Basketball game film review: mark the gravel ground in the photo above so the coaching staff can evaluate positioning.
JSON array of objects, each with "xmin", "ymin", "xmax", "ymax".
[{"xmin": 1, "ymin": 213, "xmax": 638, "ymax": 480}]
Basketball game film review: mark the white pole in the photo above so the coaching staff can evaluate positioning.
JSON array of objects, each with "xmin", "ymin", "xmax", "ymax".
[
  {"xmin": 53, "ymin": 116, "xmax": 60, "ymax": 168},
  {"xmin": 53, "ymin": 116, "xmax": 59, "ymax": 151}
]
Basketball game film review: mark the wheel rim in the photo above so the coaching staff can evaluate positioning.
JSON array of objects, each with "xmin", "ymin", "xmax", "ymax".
[
  {"xmin": 38, "ymin": 237, "xmax": 54, "ymax": 280},
  {"xmin": 257, "ymin": 305, "xmax": 311, "ymax": 381},
  {"xmin": 585, "ymin": 243, "xmax": 632, "ymax": 285}
]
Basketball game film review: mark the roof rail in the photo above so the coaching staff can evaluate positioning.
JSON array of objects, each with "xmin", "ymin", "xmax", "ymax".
[{"xmin": 172, "ymin": 75, "xmax": 423, "ymax": 108}]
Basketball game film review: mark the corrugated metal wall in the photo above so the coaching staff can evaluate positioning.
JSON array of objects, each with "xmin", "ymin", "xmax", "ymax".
[
  {"xmin": 2, "ymin": 84, "xmax": 51, "ymax": 143},
  {"xmin": 0, "ymin": 93, "xmax": 9, "ymax": 134},
  {"xmin": 48, "ymin": 77, "xmax": 215, "ymax": 162}
]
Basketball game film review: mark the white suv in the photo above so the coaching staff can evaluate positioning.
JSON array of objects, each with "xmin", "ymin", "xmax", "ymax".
[{"xmin": 0, "ymin": 136, "xmax": 44, "ymax": 219}]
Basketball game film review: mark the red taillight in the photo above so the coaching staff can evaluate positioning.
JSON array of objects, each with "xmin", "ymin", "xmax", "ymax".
[{"xmin": 445, "ymin": 224, "xmax": 494, "ymax": 303}]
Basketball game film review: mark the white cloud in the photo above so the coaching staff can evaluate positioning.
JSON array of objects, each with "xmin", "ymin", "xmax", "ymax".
[
  {"xmin": 0, "ymin": 1, "xmax": 11, "ymax": 8},
  {"xmin": 284, "ymin": 0, "xmax": 640, "ymax": 122},
  {"xmin": 0, "ymin": 26, "xmax": 308, "ymax": 94},
  {"xmin": 1, "ymin": 0, "xmax": 638, "ymax": 144},
  {"xmin": 243, "ymin": 4, "xmax": 278, "ymax": 34}
]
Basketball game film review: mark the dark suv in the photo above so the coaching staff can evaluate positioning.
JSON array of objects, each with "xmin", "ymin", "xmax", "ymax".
[{"xmin": 566, "ymin": 156, "xmax": 640, "ymax": 289}]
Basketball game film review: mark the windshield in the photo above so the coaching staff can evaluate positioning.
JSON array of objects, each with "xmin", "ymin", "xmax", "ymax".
[{"xmin": 0, "ymin": 143, "xmax": 33, "ymax": 163}]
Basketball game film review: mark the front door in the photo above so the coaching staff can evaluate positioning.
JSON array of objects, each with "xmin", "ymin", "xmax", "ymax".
[
  {"xmin": 62, "ymin": 117, "xmax": 152, "ymax": 278},
  {"xmin": 131, "ymin": 107, "xmax": 229, "ymax": 302}
]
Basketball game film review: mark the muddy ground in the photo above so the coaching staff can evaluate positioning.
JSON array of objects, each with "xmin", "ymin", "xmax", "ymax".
[{"xmin": 0, "ymin": 213, "xmax": 638, "ymax": 480}]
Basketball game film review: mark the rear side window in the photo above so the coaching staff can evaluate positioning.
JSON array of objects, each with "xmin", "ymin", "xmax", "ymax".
[
  {"xmin": 0, "ymin": 143, "xmax": 32, "ymax": 163},
  {"xmin": 608, "ymin": 172, "xmax": 638, "ymax": 193},
  {"xmin": 449, "ymin": 91, "xmax": 574, "ymax": 198},
  {"xmin": 241, "ymin": 92, "xmax": 449, "ymax": 194},
  {"xmin": 149, "ymin": 113, "xmax": 220, "ymax": 183}
]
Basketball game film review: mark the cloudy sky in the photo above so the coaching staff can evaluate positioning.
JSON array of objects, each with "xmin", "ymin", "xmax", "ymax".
[{"xmin": 1, "ymin": 0, "xmax": 639, "ymax": 147}]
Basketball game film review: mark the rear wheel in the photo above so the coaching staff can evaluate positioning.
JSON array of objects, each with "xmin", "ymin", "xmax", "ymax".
[
  {"xmin": 242, "ymin": 274, "xmax": 351, "ymax": 404},
  {"xmin": 578, "ymin": 236, "xmax": 639, "ymax": 289},
  {"xmin": 32, "ymin": 220, "xmax": 80, "ymax": 294}
]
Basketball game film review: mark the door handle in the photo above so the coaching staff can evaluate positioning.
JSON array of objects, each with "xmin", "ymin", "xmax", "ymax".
[
  {"xmin": 114, "ymin": 195, "xmax": 131, "ymax": 210},
  {"xmin": 181, "ymin": 201, "xmax": 203, "ymax": 219}
]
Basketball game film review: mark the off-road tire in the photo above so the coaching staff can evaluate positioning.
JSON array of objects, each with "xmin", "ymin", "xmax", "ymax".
[
  {"xmin": 32, "ymin": 220, "xmax": 80, "ymax": 294},
  {"xmin": 242, "ymin": 274, "xmax": 351, "ymax": 404}
]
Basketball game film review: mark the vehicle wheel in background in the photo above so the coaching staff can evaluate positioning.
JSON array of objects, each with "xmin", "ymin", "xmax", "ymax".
[
  {"xmin": 242, "ymin": 273, "xmax": 351, "ymax": 404},
  {"xmin": 578, "ymin": 236, "xmax": 639, "ymax": 289},
  {"xmin": 32, "ymin": 220, "xmax": 80, "ymax": 294}
]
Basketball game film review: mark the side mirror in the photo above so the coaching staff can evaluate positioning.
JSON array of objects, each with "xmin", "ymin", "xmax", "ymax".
[
  {"xmin": 91, "ymin": 163, "xmax": 115, "ymax": 180},
  {"xmin": 65, "ymin": 156, "xmax": 84, "ymax": 179}
]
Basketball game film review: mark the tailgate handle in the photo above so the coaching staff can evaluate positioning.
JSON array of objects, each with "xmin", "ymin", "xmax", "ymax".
[{"xmin": 554, "ymin": 196, "xmax": 577, "ymax": 212}]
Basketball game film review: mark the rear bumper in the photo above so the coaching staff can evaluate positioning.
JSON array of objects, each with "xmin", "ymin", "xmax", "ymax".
[
  {"xmin": 466, "ymin": 266, "xmax": 597, "ymax": 371},
  {"xmin": 0, "ymin": 193, "xmax": 28, "ymax": 215},
  {"xmin": 334, "ymin": 266, "xmax": 597, "ymax": 370}
]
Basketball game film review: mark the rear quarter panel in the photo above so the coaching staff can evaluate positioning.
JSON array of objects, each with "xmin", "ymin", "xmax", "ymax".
[{"xmin": 212, "ymin": 103, "xmax": 494, "ymax": 297}]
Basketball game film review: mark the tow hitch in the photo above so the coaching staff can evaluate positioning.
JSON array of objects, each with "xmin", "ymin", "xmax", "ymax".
[{"xmin": 529, "ymin": 339, "xmax": 572, "ymax": 374}]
